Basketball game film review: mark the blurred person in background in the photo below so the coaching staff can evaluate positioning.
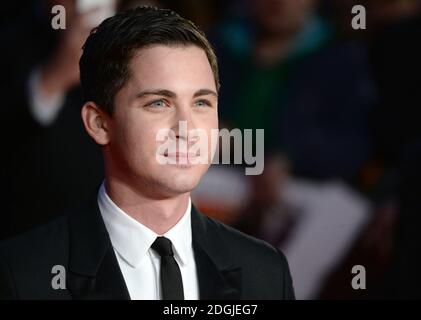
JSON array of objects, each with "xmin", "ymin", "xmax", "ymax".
[
  {"xmin": 0, "ymin": 0, "xmax": 114, "ymax": 239},
  {"xmin": 213, "ymin": 0, "xmax": 375, "ymax": 181},
  {"xmin": 303, "ymin": 0, "xmax": 421, "ymax": 299},
  {"xmin": 194, "ymin": 0, "xmax": 376, "ymax": 299}
]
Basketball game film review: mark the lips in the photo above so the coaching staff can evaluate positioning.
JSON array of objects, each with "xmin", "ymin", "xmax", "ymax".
[{"xmin": 164, "ymin": 152, "xmax": 198, "ymax": 158}]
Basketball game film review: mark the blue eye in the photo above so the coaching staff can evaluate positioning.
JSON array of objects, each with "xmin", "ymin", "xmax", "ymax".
[
  {"xmin": 148, "ymin": 100, "xmax": 167, "ymax": 108},
  {"xmin": 195, "ymin": 100, "xmax": 211, "ymax": 107}
]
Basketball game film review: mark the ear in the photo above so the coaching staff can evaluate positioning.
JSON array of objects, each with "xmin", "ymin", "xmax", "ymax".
[{"xmin": 81, "ymin": 102, "xmax": 111, "ymax": 146}]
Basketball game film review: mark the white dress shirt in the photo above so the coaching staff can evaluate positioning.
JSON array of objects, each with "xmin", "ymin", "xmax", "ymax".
[{"xmin": 97, "ymin": 183, "xmax": 199, "ymax": 300}]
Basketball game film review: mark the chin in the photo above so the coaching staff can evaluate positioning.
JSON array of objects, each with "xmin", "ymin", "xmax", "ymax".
[{"xmin": 154, "ymin": 165, "xmax": 206, "ymax": 195}]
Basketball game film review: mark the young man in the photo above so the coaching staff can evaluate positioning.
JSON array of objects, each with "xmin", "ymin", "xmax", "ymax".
[{"xmin": 0, "ymin": 7, "xmax": 294, "ymax": 300}]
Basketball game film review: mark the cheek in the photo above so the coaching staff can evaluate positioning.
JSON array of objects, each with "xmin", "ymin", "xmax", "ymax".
[
  {"xmin": 130, "ymin": 126, "xmax": 159, "ymax": 158},
  {"xmin": 205, "ymin": 114, "xmax": 219, "ymax": 135},
  {"xmin": 195, "ymin": 115, "xmax": 219, "ymax": 151},
  {"xmin": 116, "ymin": 116, "xmax": 160, "ymax": 158},
  {"xmin": 196, "ymin": 110, "xmax": 218, "ymax": 127}
]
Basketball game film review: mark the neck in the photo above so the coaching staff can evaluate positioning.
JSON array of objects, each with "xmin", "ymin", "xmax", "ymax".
[{"xmin": 104, "ymin": 177, "xmax": 190, "ymax": 235}]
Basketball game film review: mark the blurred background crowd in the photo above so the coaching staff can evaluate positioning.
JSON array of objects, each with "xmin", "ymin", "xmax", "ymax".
[{"xmin": 0, "ymin": 0, "xmax": 420, "ymax": 299}]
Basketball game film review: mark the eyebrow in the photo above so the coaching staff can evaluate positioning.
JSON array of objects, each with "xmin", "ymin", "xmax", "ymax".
[
  {"xmin": 135, "ymin": 88, "xmax": 218, "ymax": 99},
  {"xmin": 193, "ymin": 89, "xmax": 218, "ymax": 98}
]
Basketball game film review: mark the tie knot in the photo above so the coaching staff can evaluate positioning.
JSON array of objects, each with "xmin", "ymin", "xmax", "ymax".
[{"xmin": 151, "ymin": 236, "xmax": 174, "ymax": 257}]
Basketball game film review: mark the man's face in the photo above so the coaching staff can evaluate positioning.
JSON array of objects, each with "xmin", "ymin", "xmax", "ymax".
[{"xmin": 105, "ymin": 45, "xmax": 218, "ymax": 199}]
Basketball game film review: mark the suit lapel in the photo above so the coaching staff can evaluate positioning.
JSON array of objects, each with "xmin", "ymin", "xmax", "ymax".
[
  {"xmin": 66, "ymin": 194, "xmax": 130, "ymax": 300},
  {"xmin": 191, "ymin": 206, "xmax": 242, "ymax": 299},
  {"xmin": 65, "ymin": 193, "xmax": 242, "ymax": 300}
]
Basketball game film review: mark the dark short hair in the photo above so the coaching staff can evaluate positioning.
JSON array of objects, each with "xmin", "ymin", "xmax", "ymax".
[{"xmin": 80, "ymin": 6, "xmax": 219, "ymax": 114}]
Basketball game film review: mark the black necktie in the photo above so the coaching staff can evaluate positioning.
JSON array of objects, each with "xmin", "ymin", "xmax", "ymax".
[{"xmin": 151, "ymin": 236, "xmax": 184, "ymax": 300}]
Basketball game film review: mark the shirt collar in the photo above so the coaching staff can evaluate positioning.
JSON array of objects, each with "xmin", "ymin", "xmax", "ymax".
[{"xmin": 97, "ymin": 182, "xmax": 192, "ymax": 268}]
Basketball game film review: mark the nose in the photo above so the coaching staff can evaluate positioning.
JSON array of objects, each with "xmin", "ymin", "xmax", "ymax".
[{"xmin": 172, "ymin": 106, "xmax": 197, "ymax": 144}]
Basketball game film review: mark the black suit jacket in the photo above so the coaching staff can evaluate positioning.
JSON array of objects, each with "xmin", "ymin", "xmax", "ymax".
[{"xmin": 0, "ymin": 194, "xmax": 295, "ymax": 300}]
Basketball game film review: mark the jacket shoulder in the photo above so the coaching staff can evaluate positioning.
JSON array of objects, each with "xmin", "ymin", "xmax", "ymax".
[
  {"xmin": 204, "ymin": 215, "xmax": 281, "ymax": 260},
  {"xmin": 0, "ymin": 215, "xmax": 69, "ymax": 259},
  {"xmin": 201, "ymin": 215, "xmax": 295, "ymax": 299},
  {"xmin": 0, "ymin": 216, "xmax": 70, "ymax": 299}
]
